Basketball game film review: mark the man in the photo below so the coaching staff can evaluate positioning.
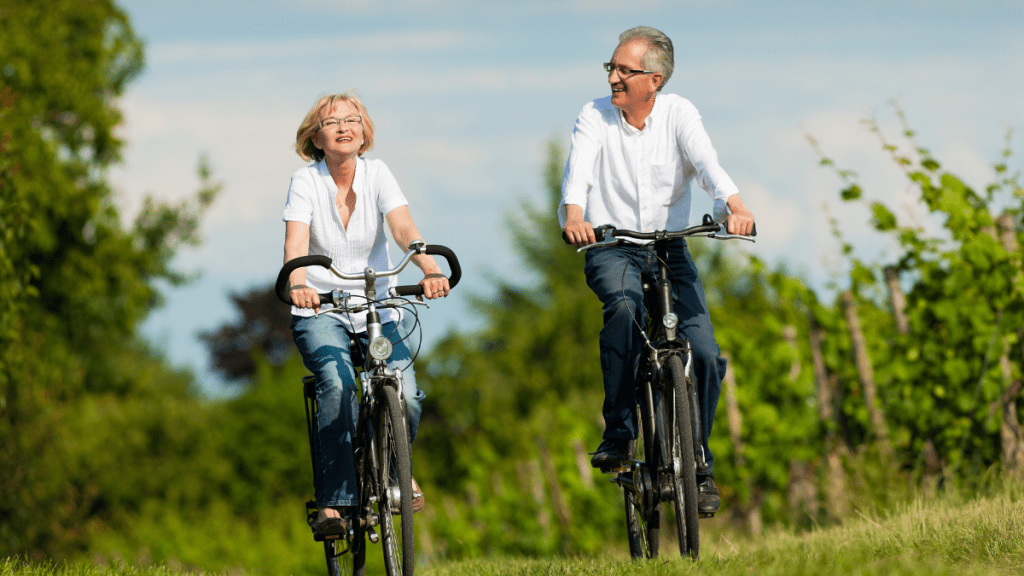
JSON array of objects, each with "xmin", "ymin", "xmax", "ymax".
[{"xmin": 560, "ymin": 26, "xmax": 755, "ymax": 514}]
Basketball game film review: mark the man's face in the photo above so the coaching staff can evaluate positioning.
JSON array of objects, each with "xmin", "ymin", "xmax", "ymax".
[{"xmin": 607, "ymin": 40, "xmax": 662, "ymax": 111}]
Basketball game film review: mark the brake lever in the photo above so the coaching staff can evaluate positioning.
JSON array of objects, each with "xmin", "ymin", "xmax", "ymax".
[
  {"xmin": 576, "ymin": 237, "xmax": 620, "ymax": 253},
  {"xmin": 709, "ymin": 231, "xmax": 756, "ymax": 243},
  {"xmin": 381, "ymin": 298, "xmax": 429, "ymax": 309}
]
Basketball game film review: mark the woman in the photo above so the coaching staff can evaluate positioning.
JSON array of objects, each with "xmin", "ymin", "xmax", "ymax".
[{"xmin": 283, "ymin": 91, "xmax": 448, "ymax": 535}]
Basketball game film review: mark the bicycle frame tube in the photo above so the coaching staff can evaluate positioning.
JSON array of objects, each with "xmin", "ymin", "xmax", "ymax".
[{"xmin": 655, "ymin": 241, "xmax": 677, "ymax": 342}]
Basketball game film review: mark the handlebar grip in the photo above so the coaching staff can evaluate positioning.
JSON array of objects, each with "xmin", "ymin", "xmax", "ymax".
[
  {"xmin": 561, "ymin": 228, "xmax": 607, "ymax": 245},
  {"xmin": 705, "ymin": 212, "xmax": 756, "ymax": 237},
  {"xmin": 392, "ymin": 244, "xmax": 462, "ymax": 297},
  {"xmin": 275, "ymin": 255, "xmax": 333, "ymax": 305}
]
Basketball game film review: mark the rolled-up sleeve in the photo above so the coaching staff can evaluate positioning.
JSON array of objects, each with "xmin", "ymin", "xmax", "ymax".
[{"xmin": 559, "ymin": 103, "xmax": 603, "ymax": 228}]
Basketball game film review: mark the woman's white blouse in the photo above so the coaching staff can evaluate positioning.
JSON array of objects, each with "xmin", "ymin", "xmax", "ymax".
[{"xmin": 283, "ymin": 157, "xmax": 409, "ymax": 333}]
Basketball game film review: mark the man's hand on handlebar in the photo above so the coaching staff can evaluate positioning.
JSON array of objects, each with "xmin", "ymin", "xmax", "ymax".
[
  {"xmin": 564, "ymin": 218, "xmax": 596, "ymax": 248},
  {"xmin": 563, "ymin": 204, "xmax": 596, "ymax": 248},
  {"xmin": 290, "ymin": 284, "xmax": 320, "ymax": 309},
  {"xmin": 724, "ymin": 195, "xmax": 756, "ymax": 236},
  {"xmin": 725, "ymin": 209, "xmax": 755, "ymax": 236}
]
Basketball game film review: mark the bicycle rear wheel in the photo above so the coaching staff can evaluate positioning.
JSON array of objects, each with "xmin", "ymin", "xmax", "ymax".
[
  {"xmin": 665, "ymin": 354, "xmax": 699, "ymax": 557},
  {"xmin": 377, "ymin": 384, "xmax": 415, "ymax": 575},
  {"xmin": 623, "ymin": 387, "xmax": 660, "ymax": 559}
]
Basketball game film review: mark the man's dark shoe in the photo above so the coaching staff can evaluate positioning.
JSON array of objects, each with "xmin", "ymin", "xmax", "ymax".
[
  {"xmin": 590, "ymin": 438, "xmax": 629, "ymax": 470},
  {"xmin": 698, "ymin": 475, "xmax": 720, "ymax": 514}
]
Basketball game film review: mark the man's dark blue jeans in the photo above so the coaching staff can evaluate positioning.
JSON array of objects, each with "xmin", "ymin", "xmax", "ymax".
[{"xmin": 583, "ymin": 238, "xmax": 726, "ymax": 476}]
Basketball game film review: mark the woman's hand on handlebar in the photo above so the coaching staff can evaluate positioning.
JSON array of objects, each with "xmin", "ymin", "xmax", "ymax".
[
  {"xmin": 418, "ymin": 273, "xmax": 450, "ymax": 301},
  {"xmin": 290, "ymin": 285, "xmax": 320, "ymax": 309}
]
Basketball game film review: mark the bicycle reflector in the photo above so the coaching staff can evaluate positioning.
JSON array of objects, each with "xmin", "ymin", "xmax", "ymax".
[
  {"xmin": 663, "ymin": 313, "xmax": 679, "ymax": 330},
  {"xmin": 369, "ymin": 336, "xmax": 393, "ymax": 360}
]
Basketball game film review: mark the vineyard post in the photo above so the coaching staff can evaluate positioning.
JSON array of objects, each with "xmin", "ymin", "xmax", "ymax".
[
  {"xmin": 722, "ymin": 352, "xmax": 762, "ymax": 535},
  {"xmin": 884, "ymin": 266, "xmax": 942, "ymax": 491},
  {"xmin": 842, "ymin": 291, "xmax": 893, "ymax": 459},
  {"xmin": 809, "ymin": 319, "xmax": 848, "ymax": 520},
  {"xmin": 990, "ymin": 214, "xmax": 1024, "ymax": 480},
  {"xmin": 883, "ymin": 266, "xmax": 909, "ymax": 335}
]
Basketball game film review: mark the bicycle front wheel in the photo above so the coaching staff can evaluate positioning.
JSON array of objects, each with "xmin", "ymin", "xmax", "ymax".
[
  {"xmin": 325, "ymin": 533, "xmax": 365, "ymax": 576},
  {"xmin": 376, "ymin": 384, "xmax": 415, "ymax": 575},
  {"xmin": 665, "ymin": 354, "xmax": 699, "ymax": 558},
  {"xmin": 623, "ymin": 395, "xmax": 660, "ymax": 559}
]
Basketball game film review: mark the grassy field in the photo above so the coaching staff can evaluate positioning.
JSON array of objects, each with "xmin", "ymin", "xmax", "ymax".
[
  {"xmin": 425, "ymin": 483, "xmax": 1024, "ymax": 576},
  {"xmin": 3, "ymin": 484, "xmax": 1022, "ymax": 576}
]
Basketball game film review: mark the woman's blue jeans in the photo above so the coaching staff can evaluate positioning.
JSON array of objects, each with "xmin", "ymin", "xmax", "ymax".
[
  {"xmin": 583, "ymin": 238, "xmax": 726, "ymax": 476},
  {"xmin": 291, "ymin": 312, "xmax": 425, "ymax": 507}
]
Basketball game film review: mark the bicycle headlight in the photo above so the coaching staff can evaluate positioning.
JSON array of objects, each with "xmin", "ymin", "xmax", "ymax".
[
  {"xmin": 663, "ymin": 313, "xmax": 679, "ymax": 330},
  {"xmin": 368, "ymin": 336, "xmax": 393, "ymax": 360}
]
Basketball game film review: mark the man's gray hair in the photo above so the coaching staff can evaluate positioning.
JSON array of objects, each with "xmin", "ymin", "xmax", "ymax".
[{"xmin": 618, "ymin": 26, "xmax": 674, "ymax": 91}]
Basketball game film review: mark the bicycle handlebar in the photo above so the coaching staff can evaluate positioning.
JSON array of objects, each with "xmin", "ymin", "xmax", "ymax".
[
  {"xmin": 561, "ymin": 214, "xmax": 756, "ymax": 247},
  {"xmin": 275, "ymin": 244, "xmax": 462, "ymax": 306}
]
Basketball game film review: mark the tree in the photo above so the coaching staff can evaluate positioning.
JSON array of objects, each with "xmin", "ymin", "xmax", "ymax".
[
  {"xmin": 0, "ymin": 0, "xmax": 218, "ymax": 556},
  {"xmin": 199, "ymin": 286, "xmax": 295, "ymax": 381}
]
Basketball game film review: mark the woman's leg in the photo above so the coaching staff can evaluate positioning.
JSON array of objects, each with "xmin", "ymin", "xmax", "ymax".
[{"xmin": 292, "ymin": 314, "xmax": 360, "ymax": 508}]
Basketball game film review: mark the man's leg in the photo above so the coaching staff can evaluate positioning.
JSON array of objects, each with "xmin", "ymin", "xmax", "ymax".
[
  {"xmin": 584, "ymin": 246, "xmax": 646, "ymax": 466},
  {"xmin": 665, "ymin": 239, "xmax": 725, "ymax": 512}
]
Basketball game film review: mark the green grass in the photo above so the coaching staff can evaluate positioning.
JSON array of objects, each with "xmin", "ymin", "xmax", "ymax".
[
  {"xmin": 423, "ymin": 484, "xmax": 1024, "ymax": 576},
  {"xmin": 4, "ymin": 484, "xmax": 1022, "ymax": 576}
]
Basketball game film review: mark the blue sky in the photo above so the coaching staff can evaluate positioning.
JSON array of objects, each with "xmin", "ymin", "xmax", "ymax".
[{"xmin": 109, "ymin": 0, "xmax": 1024, "ymax": 395}]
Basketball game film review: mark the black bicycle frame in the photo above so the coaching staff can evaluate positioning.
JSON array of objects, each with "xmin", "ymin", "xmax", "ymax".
[{"xmin": 645, "ymin": 239, "xmax": 709, "ymax": 476}]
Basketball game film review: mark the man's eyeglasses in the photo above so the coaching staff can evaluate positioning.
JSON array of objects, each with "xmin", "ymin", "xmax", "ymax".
[
  {"xmin": 604, "ymin": 62, "xmax": 655, "ymax": 77},
  {"xmin": 320, "ymin": 115, "xmax": 363, "ymax": 129}
]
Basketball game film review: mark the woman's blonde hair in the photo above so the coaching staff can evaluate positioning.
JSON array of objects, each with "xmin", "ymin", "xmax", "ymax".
[{"xmin": 295, "ymin": 90, "xmax": 375, "ymax": 161}]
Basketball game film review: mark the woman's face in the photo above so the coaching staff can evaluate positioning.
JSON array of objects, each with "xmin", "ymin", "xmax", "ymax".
[{"xmin": 314, "ymin": 101, "xmax": 365, "ymax": 158}]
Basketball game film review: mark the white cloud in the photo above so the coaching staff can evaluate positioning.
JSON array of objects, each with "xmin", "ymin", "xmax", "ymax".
[{"xmin": 149, "ymin": 29, "xmax": 485, "ymax": 66}]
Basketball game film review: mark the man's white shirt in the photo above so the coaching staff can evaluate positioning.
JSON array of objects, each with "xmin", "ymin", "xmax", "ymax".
[{"xmin": 559, "ymin": 93, "xmax": 739, "ymax": 238}]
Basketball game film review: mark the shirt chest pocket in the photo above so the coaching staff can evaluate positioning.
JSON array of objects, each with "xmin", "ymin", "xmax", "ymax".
[{"xmin": 650, "ymin": 163, "xmax": 682, "ymax": 192}]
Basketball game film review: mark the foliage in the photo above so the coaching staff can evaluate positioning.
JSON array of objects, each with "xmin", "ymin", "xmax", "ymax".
[
  {"xmin": 198, "ymin": 285, "xmax": 294, "ymax": 381},
  {"xmin": 0, "ymin": 0, "xmax": 218, "ymax": 558},
  {"xmin": 810, "ymin": 104, "xmax": 1024, "ymax": 479}
]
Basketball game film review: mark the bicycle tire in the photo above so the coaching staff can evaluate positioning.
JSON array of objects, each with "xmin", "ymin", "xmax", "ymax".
[
  {"xmin": 325, "ymin": 533, "xmax": 365, "ymax": 576},
  {"xmin": 377, "ymin": 384, "xmax": 415, "ymax": 575},
  {"xmin": 665, "ymin": 354, "xmax": 699, "ymax": 557},
  {"xmin": 623, "ymin": 388, "xmax": 660, "ymax": 559}
]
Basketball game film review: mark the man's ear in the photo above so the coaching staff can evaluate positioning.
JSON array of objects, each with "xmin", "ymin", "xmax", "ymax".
[{"xmin": 652, "ymin": 73, "xmax": 664, "ymax": 91}]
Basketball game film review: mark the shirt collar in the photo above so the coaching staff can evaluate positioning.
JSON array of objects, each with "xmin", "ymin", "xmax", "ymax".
[
  {"xmin": 619, "ymin": 94, "xmax": 659, "ymax": 134},
  {"xmin": 316, "ymin": 157, "xmax": 363, "ymax": 195}
]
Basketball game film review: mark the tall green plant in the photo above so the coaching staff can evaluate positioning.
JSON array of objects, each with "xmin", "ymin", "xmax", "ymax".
[{"xmin": 810, "ymin": 104, "xmax": 1024, "ymax": 480}]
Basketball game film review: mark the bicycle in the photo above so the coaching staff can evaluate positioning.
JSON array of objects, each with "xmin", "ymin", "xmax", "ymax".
[
  {"xmin": 567, "ymin": 214, "xmax": 754, "ymax": 559},
  {"xmin": 275, "ymin": 240, "xmax": 461, "ymax": 576}
]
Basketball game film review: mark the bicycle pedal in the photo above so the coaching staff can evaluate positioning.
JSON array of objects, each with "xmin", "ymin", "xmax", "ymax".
[{"xmin": 699, "ymin": 513, "xmax": 715, "ymax": 519}]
